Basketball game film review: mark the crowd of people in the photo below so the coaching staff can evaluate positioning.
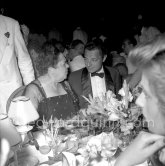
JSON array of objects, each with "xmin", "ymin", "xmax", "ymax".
[{"xmin": 0, "ymin": 12, "xmax": 165, "ymax": 166}]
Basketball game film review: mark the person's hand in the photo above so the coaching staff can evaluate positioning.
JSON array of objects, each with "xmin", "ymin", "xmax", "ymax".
[{"xmin": 115, "ymin": 131, "xmax": 165, "ymax": 166}]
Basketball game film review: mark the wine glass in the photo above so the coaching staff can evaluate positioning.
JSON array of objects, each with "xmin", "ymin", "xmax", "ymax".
[{"xmin": 16, "ymin": 125, "xmax": 33, "ymax": 150}]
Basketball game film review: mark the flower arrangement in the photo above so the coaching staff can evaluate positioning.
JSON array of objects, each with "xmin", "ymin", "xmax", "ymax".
[
  {"xmin": 38, "ymin": 115, "xmax": 83, "ymax": 151},
  {"xmin": 83, "ymin": 90, "xmax": 122, "ymax": 121},
  {"xmin": 81, "ymin": 80, "xmax": 142, "ymax": 137},
  {"xmin": 38, "ymin": 116, "xmax": 60, "ymax": 149},
  {"xmin": 78, "ymin": 132, "xmax": 121, "ymax": 165},
  {"xmin": 37, "ymin": 116, "xmax": 81, "ymax": 164}
]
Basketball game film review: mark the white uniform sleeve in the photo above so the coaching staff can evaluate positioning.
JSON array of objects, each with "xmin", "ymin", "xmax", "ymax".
[{"xmin": 14, "ymin": 21, "xmax": 35, "ymax": 85}]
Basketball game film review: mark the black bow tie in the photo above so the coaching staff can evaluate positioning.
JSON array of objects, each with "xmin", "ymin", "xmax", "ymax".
[{"xmin": 91, "ymin": 72, "xmax": 104, "ymax": 78}]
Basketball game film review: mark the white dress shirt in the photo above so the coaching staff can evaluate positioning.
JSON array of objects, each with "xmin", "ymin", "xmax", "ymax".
[
  {"xmin": 69, "ymin": 55, "xmax": 85, "ymax": 72},
  {"xmin": 90, "ymin": 67, "xmax": 106, "ymax": 100}
]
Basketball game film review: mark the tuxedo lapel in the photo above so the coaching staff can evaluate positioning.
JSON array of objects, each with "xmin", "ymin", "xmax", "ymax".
[
  {"xmin": 0, "ymin": 15, "xmax": 8, "ymax": 61},
  {"xmin": 81, "ymin": 68, "xmax": 93, "ymax": 98},
  {"xmin": 104, "ymin": 66, "xmax": 115, "ymax": 93}
]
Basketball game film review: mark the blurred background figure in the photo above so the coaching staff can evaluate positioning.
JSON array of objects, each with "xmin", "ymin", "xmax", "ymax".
[
  {"xmin": 0, "ymin": 14, "xmax": 35, "ymax": 114},
  {"xmin": 125, "ymin": 27, "xmax": 161, "ymax": 91},
  {"xmin": 111, "ymin": 51, "xmax": 128, "ymax": 83},
  {"xmin": 67, "ymin": 39, "xmax": 85, "ymax": 72},
  {"xmin": 115, "ymin": 34, "xmax": 165, "ymax": 166},
  {"xmin": 27, "ymin": 40, "xmax": 43, "ymax": 77},
  {"xmin": 54, "ymin": 40, "xmax": 65, "ymax": 53},
  {"xmin": 120, "ymin": 36, "xmax": 137, "ymax": 74},
  {"xmin": 139, "ymin": 26, "xmax": 161, "ymax": 44},
  {"xmin": 73, "ymin": 27, "xmax": 88, "ymax": 45},
  {"xmin": 28, "ymin": 33, "xmax": 46, "ymax": 48},
  {"xmin": 48, "ymin": 28, "xmax": 63, "ymax": 42},
  {"xmin": 99, "ymin": 34, "xmax": 107, "ymax": 43}
]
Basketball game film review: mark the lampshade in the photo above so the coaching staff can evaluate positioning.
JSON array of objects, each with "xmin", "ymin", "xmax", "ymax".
[
  {"xmin": 0, "ymin": 114, "xmax": 21, "ymax": 146},
  {"xmin": 8, "ymin": 96, "xmax": 39, "ymax": 125}
]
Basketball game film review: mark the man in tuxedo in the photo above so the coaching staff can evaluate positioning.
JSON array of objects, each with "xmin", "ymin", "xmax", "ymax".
[
  {"xmin": 0, "ymin": 14, "xmax": 35, "ymax": 114},
  {"xmin": 68, "ymin": 39, "xmax": 122, "ymax": 109}
]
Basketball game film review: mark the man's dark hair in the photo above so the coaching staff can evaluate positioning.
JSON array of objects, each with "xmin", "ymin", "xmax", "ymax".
[
  {"xmin": 69, "ymin": 39, "xmax": 84, "ymax": 49},
  {"xmin": 85, "ymin": 38, "xmax": 106, "ymax": 58}
]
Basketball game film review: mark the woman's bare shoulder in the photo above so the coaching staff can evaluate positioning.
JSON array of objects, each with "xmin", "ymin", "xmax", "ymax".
[{"xmin": 25, "ymin": 81, "xmax": 41, "ymax": 96}]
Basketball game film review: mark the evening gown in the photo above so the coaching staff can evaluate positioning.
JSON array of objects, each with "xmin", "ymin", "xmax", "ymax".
[{"xmin": 29, "ymin": 80, "xmax": 79, "ymax": 121}]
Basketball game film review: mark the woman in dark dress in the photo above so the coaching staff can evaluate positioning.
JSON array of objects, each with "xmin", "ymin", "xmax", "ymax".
[
  {"xmin": 25, "ymin": 43, "xmax": 79, "ymax": 121},
  {"xmin": 115, "ymin": 35, "xmax": 165, "ymax": 166}
]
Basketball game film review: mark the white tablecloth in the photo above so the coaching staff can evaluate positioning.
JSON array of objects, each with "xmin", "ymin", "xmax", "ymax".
[{"xmin": 14, "ymin": 131, "xmax": 148, "ymax": 166}]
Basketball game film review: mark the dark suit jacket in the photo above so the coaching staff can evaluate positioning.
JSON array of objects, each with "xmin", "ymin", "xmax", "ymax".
[{"xmin": 68, "ymin": 66, "xmax": 122, "ymax": 109}]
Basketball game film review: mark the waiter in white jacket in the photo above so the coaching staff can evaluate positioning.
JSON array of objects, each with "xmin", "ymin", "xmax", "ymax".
[{"xmin": 0, "ymin": 14, "xmax": 35, "ymax": 114}]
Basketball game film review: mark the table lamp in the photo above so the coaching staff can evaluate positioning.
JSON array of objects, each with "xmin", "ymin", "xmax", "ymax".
[
  {"xmin": 8, "ymin": 96, "xmax": 39, "ymax": 125},
  {"xmin": 8, "ymin": 96, "xmax": 39, "ymax": 141},
  {"xmin": 0, "ymin": 114, "xmax": 22, "ymax": 166},
  {"xmin": 0, "ymin": 114, "xmax": 21, "ymax": 147}
]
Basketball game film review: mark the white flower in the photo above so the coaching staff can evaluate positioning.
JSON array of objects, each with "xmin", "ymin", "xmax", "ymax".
[
  {"xmin": 106, "ymin": 90, "xmax": 115, "ymax": 98},
  {"xmin": 118, "ymin": 88, "xmax": 133, "ymax": 102},
  {"xmin": 101, "ymin": 132, "xmax": 118, "ymax": 148},
  {"xmin": 118, "ymin": 88, "xmax": 125, "ymax": 97},
  {"xmin": 120, "ymin": 122, "xmax": 134, "ymax": 135},
  {"xmin": 81, "ymin": 132, "xmax": 121, "ymax": 160},
  {"xmin": 104, "ymin": 90, "xmax": 122, "ymax": 113},
  {"xmin": 86, "ymin": 137, "xmax": 102, "ymax": 152},
  {"xmin": 106, "ymin": 97, "xmax": 121, "ymax": 112},
  {"xmin": 108, "ymin": 112, "xmax": 120, "ymax": 121}
]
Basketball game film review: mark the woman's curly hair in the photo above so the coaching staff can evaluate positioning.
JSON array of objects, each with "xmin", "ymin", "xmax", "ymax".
[{"xmin": 35, "ymin": 41, "xmax": 61, "ymax": 76}]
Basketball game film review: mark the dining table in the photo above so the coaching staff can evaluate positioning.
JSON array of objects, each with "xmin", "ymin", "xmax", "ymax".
[{"xmin": 8, "ymin": 129, "xmax": 149, "ymax": 166}]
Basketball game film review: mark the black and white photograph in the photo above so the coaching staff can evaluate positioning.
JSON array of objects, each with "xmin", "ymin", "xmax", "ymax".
[{"xmin": 0, "ymin": 1, "xmax": 165, "ymax": 166}]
